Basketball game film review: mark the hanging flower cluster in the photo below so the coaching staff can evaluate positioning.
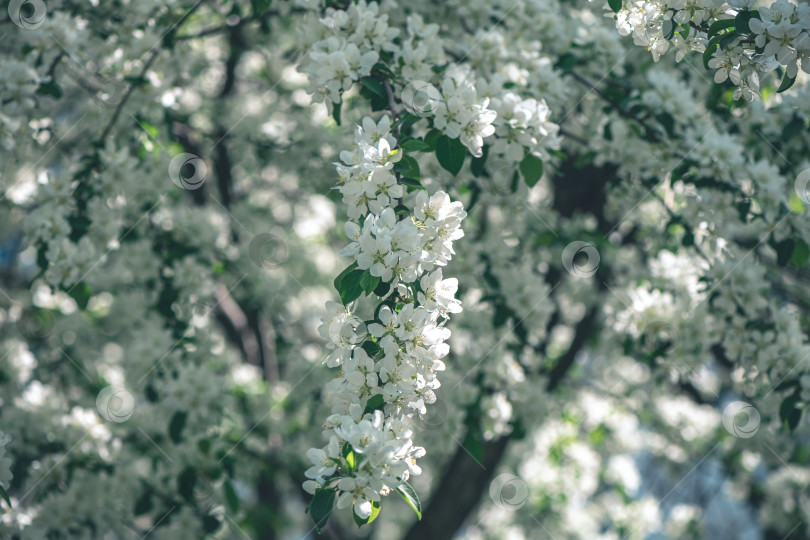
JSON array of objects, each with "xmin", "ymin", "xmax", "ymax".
[{"xmin": 304, "ymin": 116, "xmax": 466, "ymax": 525}]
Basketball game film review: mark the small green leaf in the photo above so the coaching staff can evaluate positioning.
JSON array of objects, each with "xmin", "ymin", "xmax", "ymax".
[
  {"xmin": 396, "ymin": 481, "xmax": 422, "ymax": 520},
  {"xmin": 608, "ymin": 0, "xmax": 622, "ymax": 12},
  {"xmin": 66, "ymin": 282, "xmax": 92, "ymax": 310},
  {"xmin": 334, "ymin": 262, "xmax": 359, "ymax": 292},
  {"xmin": 400, "ymin": 138, "xmax": 432, "ymax": 152},
  {"xmin": 436, "ymin": 135, "xmax": 466, "ymax": 176},
  {"xmin": 169, "ymin": 411, "xmax": 188, "ymax": 444},
  {"xmin": 36, "ymin": 80, "xmax": 63, "ymax": 99},
  {"xmin": 423, "ymin": 129, "xmax": 442, "ymax": 150},
  {"xmin": 735, "ymin": 10, "xmax": 752, "ymax": 33},
  {"xmin": 177, "ymin": 467, "xmax": 197, "ymax": 501},
  {"xmin": 775, "ymin": 238, "xmax": 795, "ymax": 267},
  {"xmin": 337, "ymin": 267, "xmax": 365, "ymax": 305},
  {"xmin": 663, "ymin": 18, "xmax": 675, "ymax": 40},
  {"xmin": 363, "ymin": 394, "xmax": 385, "ymax": 415},
  {"xmin": 373, "ymin": 280, "xmax": 390, "ymax": 297},
  {"xmin": 202, "ymin": 515, "xmax": 221, "ymax": 533},
  {"xmin": 360, "ymin": 270, "xmax": 381, "ymax": 296},
  {"xmin": 777, "ymin": 72, "xmax": 796, "ymax": 93},
  {"xmin": 343, "ymin": 445, "xmax": 357, "ymax": 471},
  {"xmin": 361, "ymin": 340, "xmax": 382, "ymax": 358},
  {"xmin": 306, "ymin": 488, "xmax": 337, "ymax": 533},
  {"xmin": 133, "ymin": 491, "xmax": 152, "ymax": 515},
  {"xmin": 331, "ymin": 99, "xmax": 342, "ymax": 126},
  {"xmin": 708, "ymin": 18, "xmax": 736, "ymax": 37},
  {"xmin": 223, "ymin": 480, "xmax": 240, "ymax": 513},
  {"xmin": 791, "ymin": 238, "xmax": 810, "ymax": 267},
  {"xmin": 353, "ymin": 500, "xmax": 381, "ymax": 527},
  {"xmin": 703, "ymin": 34, "xmax": 724, "ymax": 69},
  {"xmin": 470, "ymin": 145, "xmax": 489, "ymax": 177},
  {"xmin": 250, "ymin": 0, "xmax": 273, "ymax": 15},
  {"xmin": 519, "ymin": 153, "xmax": 544, "ymax": 187},
  {"xmin": 399, "ymin": 177, "xmax": 424, "ymax": 188},
  {"xmin": 360, "ymin": 77, "xmax": 386, "ymax": 99},
  {"xmin": 780, "ymin": 393, "xmax": 802, "ymax": 432},
  {"xmin": 0, "ymin": 485, "xmax": 12, "ymax": 509},
  {"xmin": 394, "ymin": 155, "xmax": 421, "ymax": 180}
]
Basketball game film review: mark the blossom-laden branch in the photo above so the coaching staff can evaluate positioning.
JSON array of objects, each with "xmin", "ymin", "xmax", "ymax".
[
  {"xmin": 609, "ymin": 0, "xmax": 810, "ymax": 100},
  {"xmin": 302, "ymin": 116, "xmax": 466, "ymax": 528}
]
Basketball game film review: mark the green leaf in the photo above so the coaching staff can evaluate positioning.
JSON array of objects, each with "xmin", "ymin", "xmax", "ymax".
[
  {"xmin": 360, "ymin": 270, "xmax": 381, "ymax": 296},
  {"xmin": 423, "ymin": 129, "xmax": 442, "ymax": 150},
  {"xmin": 36, "ymin": 80, "xmax": 63, "ymax": 99},
  {"xmin": 133, "ymin": 491, "xmax": 152, "ymax": 515},
  {"xmin": 703, "ymin": 34, "xmax": 724, "ymax": 69},
  {"xmin": 359, "ymin": 84, "xmax": 388, "ymax": 111},
  {"xmin": 0, "ymin": 485, "xmax": 12, "ymax": 509},
  {"xmin": 791, "ymin": 238, "xmax": 810, "ymax": 267},
  {"xmin": 782, "ymin": 116, "xmax": 804, "ymax": 140},
  {"xmin": 775, "ymin": 238, "xmax": 795, "ymax": 267},
  {"xmin": 777, "ymin": 72, "xmax": 796, "ymax": 93},
  {"xmin": 436, "ymin": 135, "xmax": 466, "ymax": 176},
  {"xmin": 470, "ymin": 145, "xmax": 489, "ymax": 177},
  {"xmin": 360, "ymin": 77, "xmax": 386, "ymax": 99},
  {"xmin": 67, "ymin": 282, "xmax": 92, "ymax": 310},
  {"xmin": 361, "ymin": 340, "xmax": 382, "ymax": 358},
  {"xmin": 708, "ymin": 18, "xmax": 736, "ymax": 37},
  {"xmin": 373, "ymin": 280, "xmax": 390, "ymax": 297},
  {"xmin": 331, "ymin": 99, "xmax": 342, "ymax": 126},
  {"xmin": 223, "ymin": 480, "xmax": 240, "ymax": 513},
  {"xmin": 519, "ymin": 153, "xmax": 544, "ymax": 187},
  {"xmin": 202, "ymin": 515, "xmax": 220, "ymax": 533},
  {"xmin": 399, "ymin": 177, "xmax": 424, "ymax": 188},
  {"xmin": 735, "ymin": 10, "xmax": 753, "ymax": 33},
  {"xmin": 177, "ymin": 467, "xmax": 197, "ymax": 501},
  {"xmin": 392, "ymin": 113, "xmax": 421, "ymax": 133},
  {"xmin": 306, "ymin": 488, "xmax": 337, "ymax": 533},
  {"xmin": 343, "ymin": 443, "xmax": 357, "ymax": 470},
  {"xmin": 363, "ymin": 393, "xmax": 385, "ymax": 415},
  {"xmin": 169, "ymin": 411, "xmax": 188, "ymax": 444},
  {"xmin": 250, "ymin": 0, "xmax": 273, "ymax": 15},
  {"xmin": 608, "ymin": 0, "xmax": 622, "ymax": 12},
  {"xmin": 337, "ymin": 267, "xmax": 365, "ymax": 305},
  {"xmin": 334, "ymin": 262, "xmax": 359, "ymax": 292},
  {"xmin": 353, "ymin": 500, "xmax": 381, "ymax": 527},
  {"xmin": 394, "ymin": 155, "xmax": 421, "ymax": 180},
  {"xmin": 400, "ymin": 138, "xmax": 432, "ymax": 152},
  {"xmin": 780, "ymin": 393, "xmax": 802, "ymax": 432},
  {"xmin": 396, "ymin": 481, "xmax": 422, "ymax": 520},
  {"xmin": 663, "ymin": 18, "xmax": 675, "ymax": 40}
]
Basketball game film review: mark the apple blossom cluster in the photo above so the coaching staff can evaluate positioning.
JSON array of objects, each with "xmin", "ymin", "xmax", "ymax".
[
  {"xmin": 298, "ymin": 0, "xmax": 396, "ymax": 109},
  {"xmin": 304, "ymin": 116, "xmax": 466, "ymax": 523},
  {"xmin": 430, "ymin": 74, "xmax": 497, "ymax": 158},
  {"xmin": 488, "ymin": 91, "xmax": 561, "ymax": 162},
  {"xmin": 611, "ymin": 0, "xmax": 810, "ymax": 99}
]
